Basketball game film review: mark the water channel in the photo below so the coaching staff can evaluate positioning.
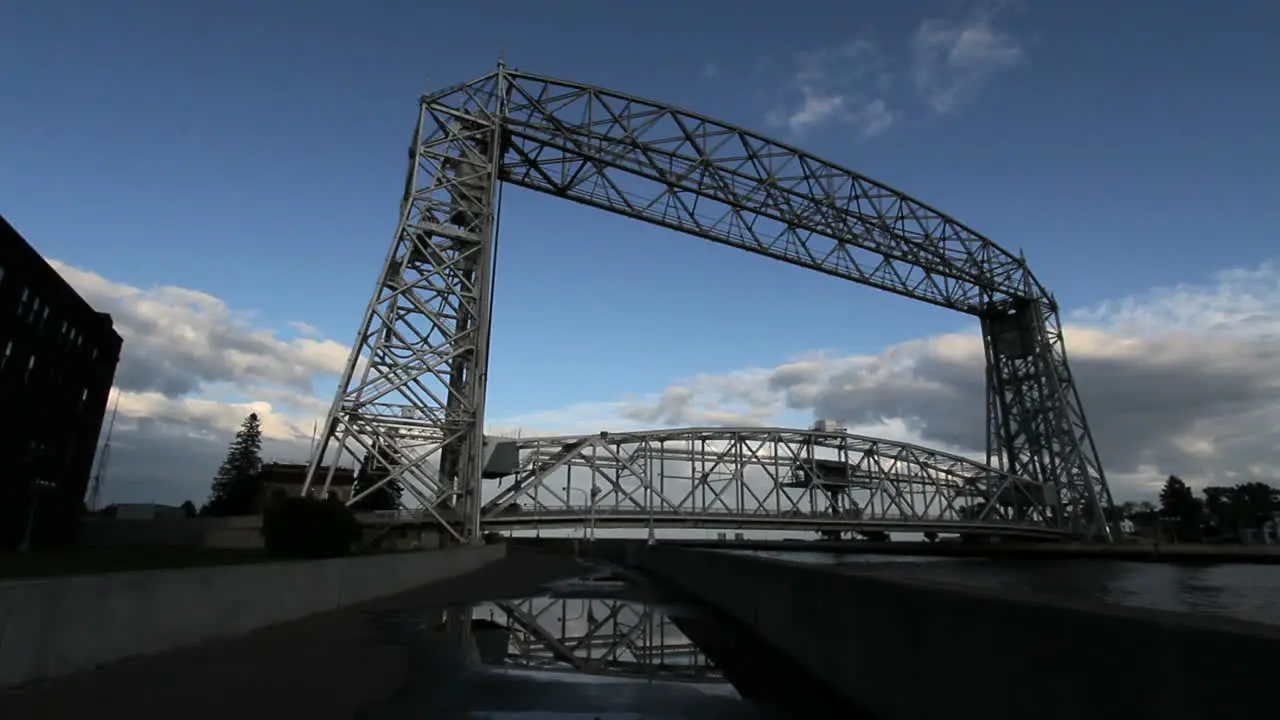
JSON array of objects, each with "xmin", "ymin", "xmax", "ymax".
[
  {"xmin": 367, "ymin": 568, "xmax": 778, "ymax": 719},
  {"xmin": 366, "ymin": 551, "xmax": 1280, "ymax": 718},
  {"xmin": 747, "ymin": 550, "xmax": 1280, "ymax": 626}
]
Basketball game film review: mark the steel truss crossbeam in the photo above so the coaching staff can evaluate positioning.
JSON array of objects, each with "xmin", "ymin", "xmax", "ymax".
[
  {"xmin": 305, "ymin": 61, "xmax": 1115, "ymax": 541},
  {"xmin": 480, "ymin": 597, "xmax": 719, "ymax": 682}
]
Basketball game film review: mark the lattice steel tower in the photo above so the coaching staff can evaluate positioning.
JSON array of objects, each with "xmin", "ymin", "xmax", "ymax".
[{"xmin": 302, "ymin": 72, "xmax": 507, "ymax": 543}]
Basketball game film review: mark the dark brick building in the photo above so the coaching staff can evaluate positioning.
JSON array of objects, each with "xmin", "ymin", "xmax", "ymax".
[{"xmin": 0, "ymin": 216, "xmax": 123, "ymax": 550}]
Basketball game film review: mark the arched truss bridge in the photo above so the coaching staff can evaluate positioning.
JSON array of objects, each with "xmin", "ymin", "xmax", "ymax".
[
  {"xmin": 362, "ymin": 428, "xmax": 1070, "ymax": 540},
  {"xmin": 303, "ymin": 61, "xmax": 1116, "ymax": 542}
]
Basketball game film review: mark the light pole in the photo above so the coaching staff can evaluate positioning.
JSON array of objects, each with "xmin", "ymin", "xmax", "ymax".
[
  {"xmin": 646, "ymin": 477, "xmax": 656, "ymax": 545},
  {"xmin": 565, "ymin": 486, "xmax": 585, "ymax": 558},
  {"xmin": 564, "ymin": 485, "xmax": 597, "ymax": 545},
  {"xmin": 565, "ymin": 484, "xmax": 599, "ymax": 540}
]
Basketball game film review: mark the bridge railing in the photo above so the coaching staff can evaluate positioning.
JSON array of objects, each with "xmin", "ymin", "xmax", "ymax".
[{"xmin": 357, "ymin": 507, "xmax": 1064, "ymax": 535}]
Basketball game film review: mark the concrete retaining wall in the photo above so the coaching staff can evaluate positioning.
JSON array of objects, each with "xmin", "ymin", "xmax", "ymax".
[
  {"xmin": 78, "ymin": 516, "xmax": 266, "ymax": 550},
  {"xmin": 640, "ymin": 547, "xmax": 1280, "ymax": 720},
  {"xmin": 0, "ymin": 544, "xmax": 505, "ymax": 688},
  {"xmin": 81, "ymin": 517, "xmax": 447, "ymax": 552},
  {"xmin": 79, "ymin": 518, "xmax": 217, "ymax": 548}
]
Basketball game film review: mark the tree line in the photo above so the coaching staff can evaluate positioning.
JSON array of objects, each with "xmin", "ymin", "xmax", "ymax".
[
  {"xmin": 1115, "ymin": 475, "xmax": 1280, "ymax": 543},
  {"xmin": 201, "ymin": 413, "xmax": 403, "ymax": 516}
]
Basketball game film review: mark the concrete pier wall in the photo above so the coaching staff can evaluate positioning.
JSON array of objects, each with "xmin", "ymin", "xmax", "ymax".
[
  {"xmin": 0, "ymin": 544, "xmax": 505, "ymax": 689},
  {"xmin": 639, "ymin": 547, "xmax": 1280, "ymax": 720}
]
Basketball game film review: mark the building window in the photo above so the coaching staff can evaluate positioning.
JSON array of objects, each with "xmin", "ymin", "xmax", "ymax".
[
  {"xmin": 0, "ymin": 341, "xmax": 10, "ymax": 372},
  {"xmin": 24, "ymin": 354, "xmax": 35, "ymax": 383}
]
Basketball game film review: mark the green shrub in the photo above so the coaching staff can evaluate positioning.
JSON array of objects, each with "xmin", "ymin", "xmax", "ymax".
[{"xmin": 262, "ymin": 496, "xmax": 361, "ymax": 559}]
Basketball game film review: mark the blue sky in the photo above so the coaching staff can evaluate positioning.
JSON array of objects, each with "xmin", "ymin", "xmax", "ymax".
[{"xmin": 3, "ymin": 1, "xmax": 1279, "ymax": 503}]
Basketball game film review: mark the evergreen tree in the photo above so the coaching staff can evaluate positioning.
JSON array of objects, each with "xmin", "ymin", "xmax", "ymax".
[
  {"xmin": 350, "ymin": 439, "xmax": 404, "ymax": 512},
  {"xmin": 205, "ymin": 413, "xmax": 265, "ymax": 516},
  {"xmin": 1158, "ymin": 475, "xmax": 1202, "ymax": 542}
]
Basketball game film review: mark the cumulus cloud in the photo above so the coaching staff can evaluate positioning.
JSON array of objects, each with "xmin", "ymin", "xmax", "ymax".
[
  {"xmin": 613, "ymin": 262, "xmax": 1280, "ymax": 500},
  {"xmin": 51, "ymin": 261, "xmax": 348, "ymax": 399},
  {"xmin": 61, "ymin": 255, "xmax": 1280, "ymax": 509}
]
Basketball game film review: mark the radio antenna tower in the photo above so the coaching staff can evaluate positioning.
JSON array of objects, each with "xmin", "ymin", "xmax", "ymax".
[{"xmin": 88, "ymin": 389, "xmax": 121, "ymax": 512}]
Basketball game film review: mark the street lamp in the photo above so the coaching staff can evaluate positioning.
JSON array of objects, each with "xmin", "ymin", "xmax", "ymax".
[{"xmin": 564, "ymin": 485, "xmax": 597, "ymax": 544}]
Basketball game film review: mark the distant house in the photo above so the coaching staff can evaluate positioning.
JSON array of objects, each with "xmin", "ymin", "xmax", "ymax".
[
  {"xmin": 254, "ymin": 462, "xmax": 357, "ymax": 511},
  {"xmin": 1240, "ymin": 512, "xmax": 1280, "ymax": 546}
]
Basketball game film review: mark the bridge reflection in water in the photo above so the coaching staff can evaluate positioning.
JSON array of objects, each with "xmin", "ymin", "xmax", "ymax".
[
  {"xmin": 363, "ymin": 566, "xmax": 778, "ymax": 717},
  {"xmin": 472, "ymin": 594, "xmax": 720, "ymax": 683},
  {"xmin": 388, "ymin": 574, "xmax": 780, "ymax": 720}
]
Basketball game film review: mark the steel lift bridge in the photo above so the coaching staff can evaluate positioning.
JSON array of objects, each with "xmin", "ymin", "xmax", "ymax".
[{"xmin": 301, "ymin": 61, "xmax": 1117, "ymax": 544}]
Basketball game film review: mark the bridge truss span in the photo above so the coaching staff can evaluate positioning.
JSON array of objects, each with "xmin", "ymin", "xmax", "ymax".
[
  {"xmin": 475, "ymin": 427, "xmax": 1063, "ymax": 538},
  {"xmin": 303, "ymin": 61, "xmax": 1116, "ymax": 542}
]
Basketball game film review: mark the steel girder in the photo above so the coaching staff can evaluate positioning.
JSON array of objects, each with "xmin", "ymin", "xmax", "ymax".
[
  {"xmin": 474, "ymin": 427, "xmax": 1056, "ymax": 534},
  {"xmin": 305, "ymin": 61, "xmax": 1114, "ymax": 542},
  {"xmin": 480, "ymin": 597, "xmax": 720, "ymax": 683}
]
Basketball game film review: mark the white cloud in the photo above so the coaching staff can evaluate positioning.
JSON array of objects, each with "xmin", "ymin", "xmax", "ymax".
[
  {"xmin": 51, "ymin": 261, "xmax": 348, "ymax": 398},
  {"xmin": 911, "ymin": 11, "xmax": 1024, "ymax": 113},
  {"xmin": 49, "ymin": 262, "xmax": 346, "ymax": 506},
  {"xmin": 766, "ymin": 40, "xmax": 896, "ymax": 137},
  {"xmin": 762, "ymin": 8, "xmax": 1024, "ymax": 134},
  {"xmin": 61, "ymin": 256, "xmax": 1280, "ymax": 509},
  {"xmin": 288, "ymin": 320, "xmax": 323, "ymax": 338}
]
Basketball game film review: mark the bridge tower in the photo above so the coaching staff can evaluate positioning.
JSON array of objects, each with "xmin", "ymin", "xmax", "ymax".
[{"xmin": 302, "ymin": 71, "xmax": 510, "ymax": 543}]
